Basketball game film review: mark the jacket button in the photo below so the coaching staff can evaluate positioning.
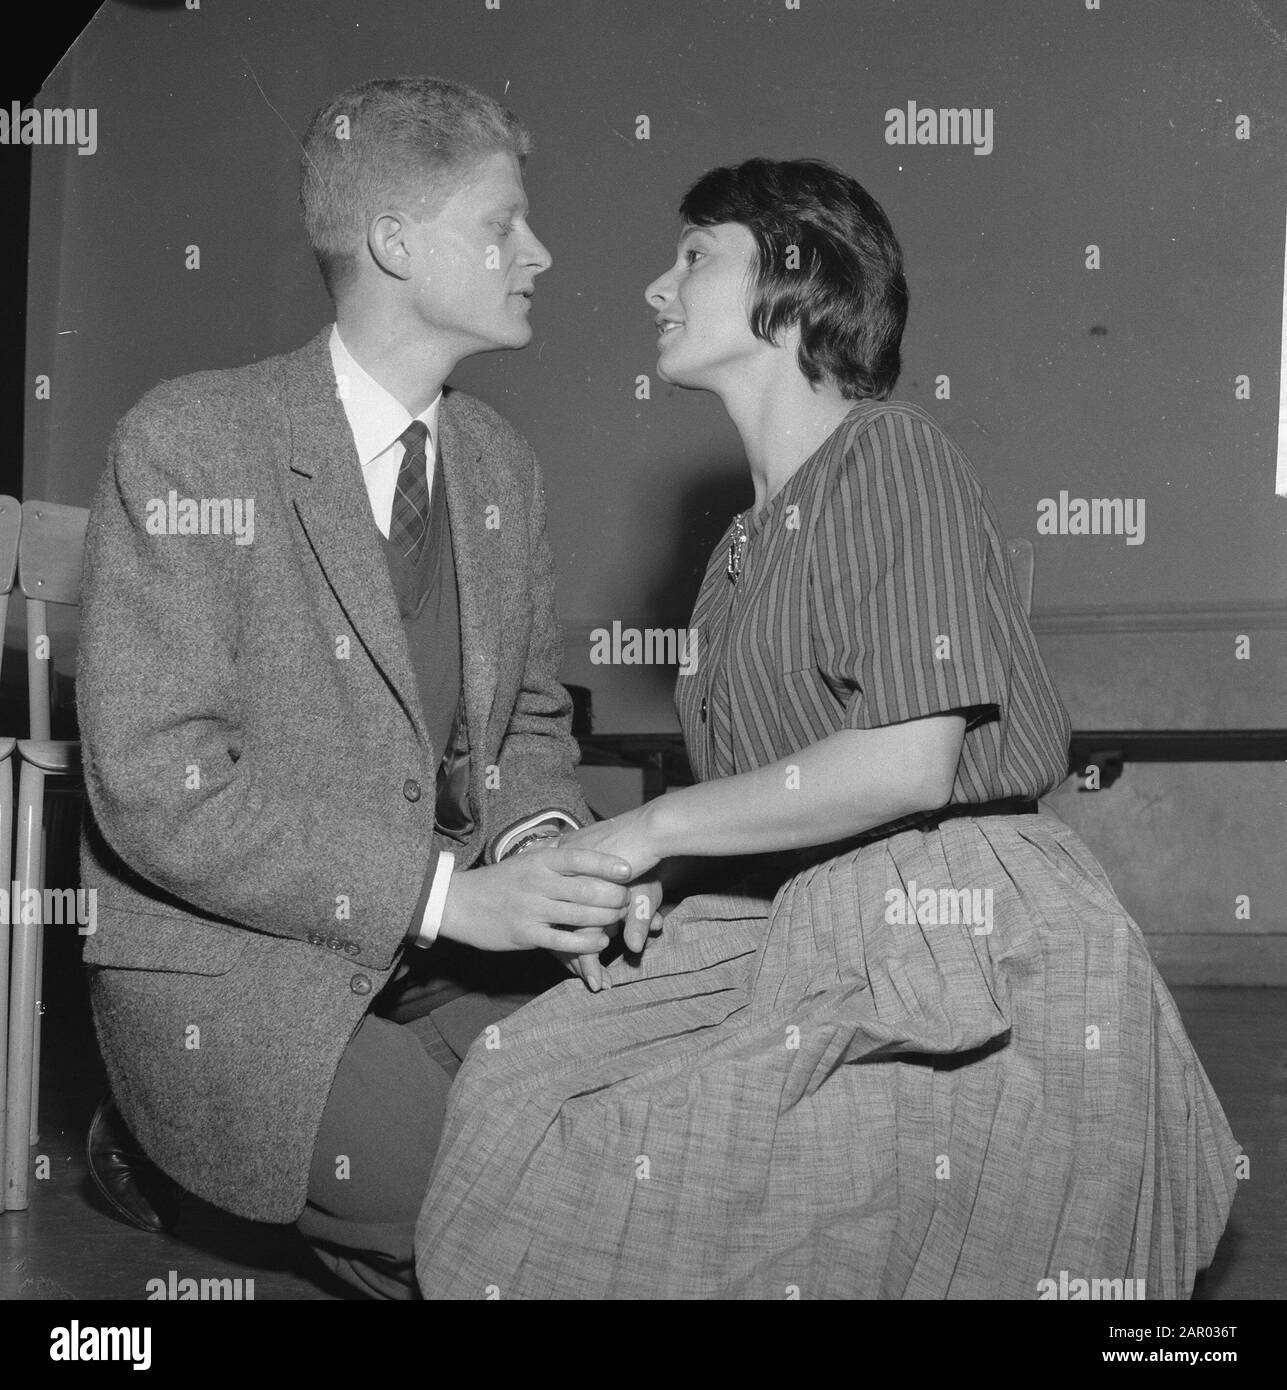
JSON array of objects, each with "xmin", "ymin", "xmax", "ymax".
[
  {"xmin": 350, "ymin": 974, "xmax": 372, "ymax": 996},
  {"xmin": 403, "ymin": 778, "xmax": 421, "ymax": 802}
]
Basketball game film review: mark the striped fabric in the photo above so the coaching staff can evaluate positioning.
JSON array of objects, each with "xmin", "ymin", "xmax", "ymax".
[
  {"xmin": 415, "ymin": 401, "xmax": 1240, "ymax": 1300},
  {"xmin": 677, "ymin": 400, "xmax": 1071, "ymax": 802}
]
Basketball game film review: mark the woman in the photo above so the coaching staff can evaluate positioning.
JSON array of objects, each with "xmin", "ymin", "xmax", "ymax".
[{"xmin": 415, "ymin": 158, "xmax": 1239, "ymax": 1299}]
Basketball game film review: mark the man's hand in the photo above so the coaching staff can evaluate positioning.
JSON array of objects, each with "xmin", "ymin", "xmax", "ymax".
[{"xmin": 437, "ymin": 848, "xmax": 633, "ymax": 956}]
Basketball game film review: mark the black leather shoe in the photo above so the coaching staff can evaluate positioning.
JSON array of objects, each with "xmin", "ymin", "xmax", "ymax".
[{"xmin": 86, "ymin": 1094, "xmax": 181, "ymax": 1233}]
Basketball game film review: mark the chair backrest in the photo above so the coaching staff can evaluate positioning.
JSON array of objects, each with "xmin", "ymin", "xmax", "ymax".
[
  {"xmin": 0, "ymin": 496, "xmax": 19, "ymax": 679},
  {"xmin": 1006, "ymin": 538, "xmax": 1035, "ymax": 617},
  {"xmin": 19, "ymin": 500, "xmax": 90, "ymax": 742}
]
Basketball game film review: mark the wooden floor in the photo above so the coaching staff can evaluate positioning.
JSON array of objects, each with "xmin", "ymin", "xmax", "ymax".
[
  {"xmin": 2, "ymin": 927, "xmax": 1284, "ymax": 1300},
  {"xmin": 0, "ymin": 930, "xmax": 354, "ymax": 1301}
]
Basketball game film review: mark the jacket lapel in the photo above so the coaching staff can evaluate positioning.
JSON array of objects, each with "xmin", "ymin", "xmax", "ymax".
[
  {"xmin": 282, "ymin": 329, "xmax": 431, "ymax": 749},
  {"xmin": 437, "ymin": 396, "xmax": 499, "ymax": 755}
]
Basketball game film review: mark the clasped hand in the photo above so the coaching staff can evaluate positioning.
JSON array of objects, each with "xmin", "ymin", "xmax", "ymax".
[
  {"xmin": 437, "ymin": 805, "xmax": 665, "ymax": 992},
  {"xmin": 549, "ymin": 806, "xmax": 665, "ymax": 990}
]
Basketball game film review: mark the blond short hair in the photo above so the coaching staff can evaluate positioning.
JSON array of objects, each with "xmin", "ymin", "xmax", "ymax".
[{"xmin": 300, "ymin": 76, "xmax": 532, "ymax": 300}]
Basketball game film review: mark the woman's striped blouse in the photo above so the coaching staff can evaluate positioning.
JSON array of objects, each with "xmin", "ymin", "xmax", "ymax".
[{"xmin": 674, "ymin": 399, "xmax": 1072, "ymax": 804}]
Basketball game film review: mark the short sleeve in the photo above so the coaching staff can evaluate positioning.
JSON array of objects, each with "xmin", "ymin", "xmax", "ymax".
[{"xmin": 812, "ymin": 408, "xmax": 1005, "ymax": 733}]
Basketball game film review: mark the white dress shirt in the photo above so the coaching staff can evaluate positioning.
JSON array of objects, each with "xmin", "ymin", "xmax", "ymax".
[{"xmin": 328, "ymin": 324, "xmax": 441, "ymax": 539}]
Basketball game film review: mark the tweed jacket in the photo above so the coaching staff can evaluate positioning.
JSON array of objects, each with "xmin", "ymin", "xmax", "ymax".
[{"xmin": 77, "ymin": 327, "xmax": 592, "ymax": 1223}]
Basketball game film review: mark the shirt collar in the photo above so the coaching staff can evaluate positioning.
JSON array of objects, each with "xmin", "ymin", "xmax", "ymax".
[{"xmin": 329, "ymin": 324, "xmax": 442, "ymax": 468}]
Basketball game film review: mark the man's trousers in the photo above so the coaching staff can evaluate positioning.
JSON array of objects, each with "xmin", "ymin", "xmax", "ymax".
[{"xmin": 296, "ymin": 942, "xmax": 565, "ymax": 1299}]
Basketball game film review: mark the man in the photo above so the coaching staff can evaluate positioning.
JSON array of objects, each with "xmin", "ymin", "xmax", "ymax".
[{"xmin": 78, "ymin": 76, "xmax": 640, "ymax": 1299}]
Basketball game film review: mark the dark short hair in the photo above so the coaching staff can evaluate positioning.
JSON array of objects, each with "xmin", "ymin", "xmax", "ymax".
[
  {"xmin": 300, "ymin": 76, "xmax": 532, "ymax": 301},
  {"xmin": 679, "ymin": 158, "xmax": 908, "ymax": 400}
]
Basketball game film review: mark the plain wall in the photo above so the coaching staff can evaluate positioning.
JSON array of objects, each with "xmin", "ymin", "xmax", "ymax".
[
  {"xmin": 18, "ymin": 0, "xmax": 1287, "ymax": 979},
  {"xmin": 24, "ymin": 0, "xmax": 1286, "ymax": 630}
]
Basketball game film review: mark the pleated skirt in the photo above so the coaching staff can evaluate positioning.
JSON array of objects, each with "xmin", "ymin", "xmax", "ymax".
[{"xmin": 415, "ymin": 812, "xmax": 1240, "ymax": 1299}]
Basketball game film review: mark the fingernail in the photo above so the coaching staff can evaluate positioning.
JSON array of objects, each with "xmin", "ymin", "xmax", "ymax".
[{"xmin": 612, "ymin": 863, "xmax": 631, "ymax": 878}]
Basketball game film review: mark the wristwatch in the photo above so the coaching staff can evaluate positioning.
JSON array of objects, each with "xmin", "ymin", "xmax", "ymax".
[{"xmin": 507, "ymin": 823, "xmax": 564, "ymax": 857}]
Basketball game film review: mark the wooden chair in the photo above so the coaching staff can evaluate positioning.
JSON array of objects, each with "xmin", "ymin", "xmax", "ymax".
[
  {"xmin": 0, "ymin": 498, "xmax": 21, "ymax": 1207},
  {"xmin": 1007, "ymin": 538, "xmax": 1035, "ymax": 617},
  {"xmin": 3, "ymin": 500, "xmax": 87, "ymax": 1211}
]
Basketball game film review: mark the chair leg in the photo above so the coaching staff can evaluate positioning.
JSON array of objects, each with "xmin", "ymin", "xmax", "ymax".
[
  {"xmin": 0, "ymin": 755, "xmax": 12, "ymax": 1182},
  {"xmin": 4, "ymin": 761, "xmax": 43, "ymax": 1210},
  {"xmin": 29, "ymin": 814, "xmax": 47, "ymax": 1144},
  {"xmin": 30, "ymin": 920, "xmax": 44, "ymax": 1145}
]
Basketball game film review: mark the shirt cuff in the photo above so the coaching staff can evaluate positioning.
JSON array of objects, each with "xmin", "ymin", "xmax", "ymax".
[
  {"xmin": 409, "ymin": 851, "xmax": 456, "ymax": 948},
  {"xmin": 491, "ymin": 811, "xmax": 580, "ymax": 863}
]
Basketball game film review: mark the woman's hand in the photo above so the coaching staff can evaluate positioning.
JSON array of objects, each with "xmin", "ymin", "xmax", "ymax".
[
  {"xmin": 546, "ymin": 806, "xmax": 668, "ymax": 989},
  {"xmin": 559, "ymin": 805, "xmax": 664, "ymax": 881},
  {"xmin": 551, "ymin": 873, "xmax": 665, "ymax": 989},
  {"xmin": 621, "ymin": 876, "xmax": 664, "ymax": 953}
]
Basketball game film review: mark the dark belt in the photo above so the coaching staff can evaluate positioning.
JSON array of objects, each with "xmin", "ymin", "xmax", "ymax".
[
  {"xmin": 741, "ymin": 796, "xmax": 1040, "ymax": 890},
  {"xmin": 850, "ymin": 794, "xmax": 1039, "ymax": 852},
  {"xmin": 914, "ymin": 795, "xmax": 1039, "ymax": 830}
]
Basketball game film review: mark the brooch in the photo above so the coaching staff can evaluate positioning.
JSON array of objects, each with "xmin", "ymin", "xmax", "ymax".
[{"xmin": 726, "ymin": 512, "xmax": 748, "ymax": 582}]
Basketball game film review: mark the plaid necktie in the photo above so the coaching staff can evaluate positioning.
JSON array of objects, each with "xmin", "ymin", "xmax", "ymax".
[{"xmin": 389, "ymin": 420, "xmax": 431, "ymax": 560}]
